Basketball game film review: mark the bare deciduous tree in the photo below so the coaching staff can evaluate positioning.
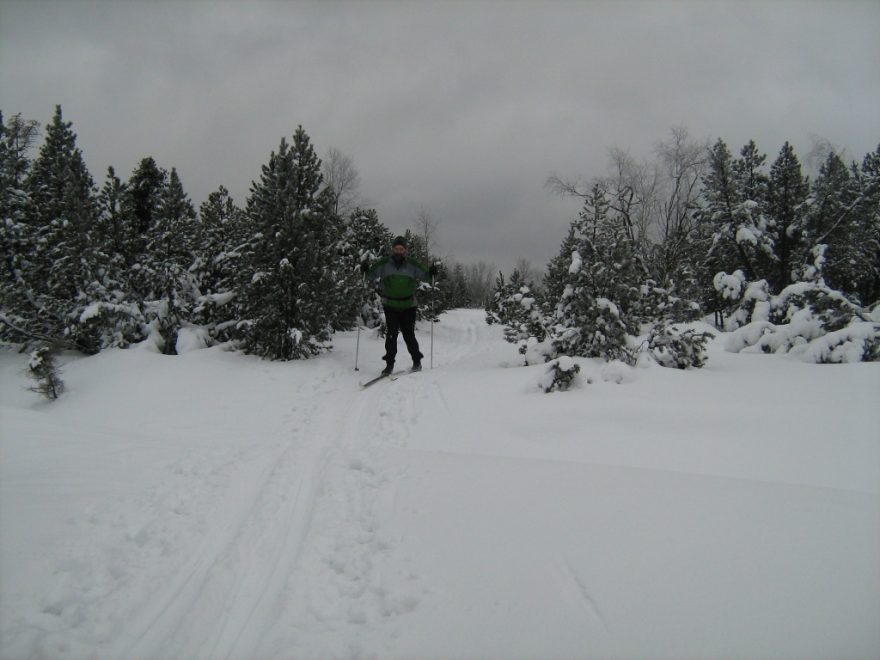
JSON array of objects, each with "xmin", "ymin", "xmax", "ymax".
[
  {"xmin": 651, "ymin": 127, "xmax": 709, "ymax": 281},
  {"xmin": 465, "ymin": 260, "xmax": 496, "ymax": 306},
  {"xmin": 547, "ymin": 126, "xmax": 709, "ymax": 286},
  {"xmin": 2, "ymin": 112, "xmax": 41, "ymax": 186},
  {"xmin": 513, "ymin": 257, "xmax": 542, "ymax": 289},
  {"xmin": 322, "ymin": 147, "xmax": 361, "ymax": 216},
  {"xmin": 415, "ymin": 207, "xmax": 439, "ymax": 257}
]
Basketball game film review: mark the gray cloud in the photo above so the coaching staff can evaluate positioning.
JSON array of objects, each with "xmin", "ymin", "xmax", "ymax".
[{"xmin": 2, "ymin": 0, "xmax": 878, "ymax": 273}]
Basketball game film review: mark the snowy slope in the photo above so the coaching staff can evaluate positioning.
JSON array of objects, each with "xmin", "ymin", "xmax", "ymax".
[{"xmin": 1, "ymin": 309, "xmax": 878, "ymax": 659}]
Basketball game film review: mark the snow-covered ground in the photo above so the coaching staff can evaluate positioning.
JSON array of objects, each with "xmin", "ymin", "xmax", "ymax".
[{"xmin": 1, "ymin": 309, "xmax": 878, "ymax": 659}]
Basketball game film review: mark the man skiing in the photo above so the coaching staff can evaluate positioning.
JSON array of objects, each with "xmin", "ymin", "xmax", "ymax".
[{"xmin": 362, "ymin": 236, "xmax": 437, "ymax": 375}]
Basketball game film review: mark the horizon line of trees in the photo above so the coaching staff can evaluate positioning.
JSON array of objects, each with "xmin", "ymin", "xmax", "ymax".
[{"xmin": 3, "ymin": 108, "xmax": 878, "ymax": 370}]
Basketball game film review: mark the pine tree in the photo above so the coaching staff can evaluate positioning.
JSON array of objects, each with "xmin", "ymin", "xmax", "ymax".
[
  {"xmin": 320, "ymin": 192, "xmax": 361, "ymax": 333},
  {"xmin": 192, "ymin": 186, "xmax": 246, "ymax": 340},
  {"xmin": 78, "ymin": 166, "xmax": 144, "ymax": 349},
  {"xmin": 96, "ymin": 166, "xmax": 131, "ymax": 266},
  {"xmin": 852, "ymin": 145, "xmax": 880, "ymax": 305},
  {"xmin": 700, "ymin": 139, "xmax": 772, "ymax": 282},
  {"xmin": 486, "ymin": 269, "xmax": 547, "ymax": 345},
  {"xmin": 766, "ymin": 142, "xmax": 809, "ymax": 292},
  {"xmin": 27, "ymin": 344, "xmax": 64, "ymax": 400},
  {"xmin": 124, "ymin": 156, "xmax": 167, "ymax": 262},
  {"xmin": 400, "ymin": 228, "xmax": 446, "ymax": 320},
  {"xmin": 238, "ymin": 128, "xmax": 337, "ymax": 360},
  {"xmin": 800, "ymin": 152, "xmax": 856, "ymax": 289},
  {"xmin": 551, "ymin": 183, "xmax": 641, "ymax": 361},
  {"xmin": 345, "ymin": 207, "xmax": 392, "ymax": 329},
  {"xmin": 697, "ymin": 139, "xmax": 774, "ymax": 322},
  {"xmin": 138, "ymin": 167, "xmax": 199, "ymax": 353},
  {"xmin": 733, "ymin": 140, "xmax": 770, "ymax": 211},
  {"xmin": 0, "ymin": 111, "xmax": 40, "ymax": 344},
  {"xmin": 22, "ymin": 106, "xmax": 102, "ymax": 352},
  {"xmin": 542, "ymin": 225, "xmax": 577, "ymax": 314}
]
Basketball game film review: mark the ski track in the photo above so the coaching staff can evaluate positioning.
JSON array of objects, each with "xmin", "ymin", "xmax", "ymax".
[{"xmin": 17, "ymin": 312, "xmax": 496, "ymax": 659}]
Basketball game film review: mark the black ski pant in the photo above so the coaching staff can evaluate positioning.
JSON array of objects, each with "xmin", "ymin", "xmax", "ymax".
[{"xmin": 383, "ymin": 306, "xmax": 423, "ymax": 366}]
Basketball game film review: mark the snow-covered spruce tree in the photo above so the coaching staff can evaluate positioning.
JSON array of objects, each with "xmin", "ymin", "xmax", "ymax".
[
  {"xmin": 319, "ymin": 197, "xmax": 362, "ymax": 334},
  {"xmin": 121, "ymin": 157, "xmax": 167, "ymax": 313},
  {"xmin": 766, "ymin": 142, "xmax": 810, "ymax": 292},
  {"xmin": 21, "ymin": 106, "xmax": 106, "ymax": 353},
  {"xmin": 801, "ymin": 149, "xmax": 879, "ymax": 306},
  {"xmin": 76, "ymin": 165, "xmax": 150, "ymax": 350},
  {"xmin": 551, "ymin": 183, "xmax": 643, "ymax": 362},
  {"xmin": 124, "ymin": 156, "xmax": 167, "ymax": 257},
  {"xmin": 27, "ymin": 344, "xmax": 64, "ymax": 400},
  {"xmin": 130, "ymin": 167, "xmax": 200, "ymax": 354},
  {"xmin": 696, "ymin": 139, "xmax": 775, "ymax": 324},
  {"xmin": 0, "ymin": 111, "xmax": 40, "ymax": 345},
  {"xmin": 429, "ymin": 261, "xmax": 454, "ymax": 319},
  {"xmin": 191, "ymin": 186, "xmax": 247, "ymax": 342},
  {"xmin": 542, "ymin": 225, "xmax": 577, "ymax": 313},
  {"xmin": 345, "ymin": 207, "xmax": 392, "ymax": 330},
  {"xmin": 400, "ymin": 228, "xmax": 447, "ymax": 321},
  {"xmin": 237, "ymin": 128, "xmax": 338, "ymax": 360},
  {"xmin": 486, "ymin": 269, "xmax": 547, "ymax": 347},
  {"xmin": 852, "ymin": 145, "xmax": 880, "ymax": 305}
]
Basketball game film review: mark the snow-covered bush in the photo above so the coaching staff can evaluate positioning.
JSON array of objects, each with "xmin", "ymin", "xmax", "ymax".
[
  {"xmin": 727, "ymin": 319, "xmax": 880, "ymax": 363},
  {"xmin": 770, "ymin": 282, "xmax": 865, "ymax": 331},
  {"xmin": 801, "ymin": 323, "xmax": 880, "ymax": 363},
  {"xmin": 646, "ymin": 323, "xmax": 714, "ymax": 369},
  {"xmin": 723, "ymin": 281, "xmax": 879, "ymax": 362},
  {"xmin": 27, "ymin": 345, "xmax": 64, "ymax": 400},
  {"xmin": 77, "ymin": 298, "xmax": 146, "ymax": 349},
  {"xmin": 540, "ymin": 356, "xmax": 580, "ymax": 393},
  {"xmin": 521, "ymin": 337, "xmax": 556, "ymax": 366},
  {"xmin": 713, "ymin": 270, "xmax": 747, "ymax": 303}
]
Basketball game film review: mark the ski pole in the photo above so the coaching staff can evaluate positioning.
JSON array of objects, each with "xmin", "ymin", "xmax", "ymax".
[
  {"xmin": 430, "ymin": 271, "xmax": 435, "ymax": 369},
  {"xmin": 355, "ymin": 269, "xmax": 367, "ymax": 371},
  {"xmin": 354, "ymin": 314, "xmax": 361, "ymax": 371}
]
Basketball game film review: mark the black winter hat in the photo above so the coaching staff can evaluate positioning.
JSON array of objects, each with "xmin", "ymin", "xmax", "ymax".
[{"xmin": 392, "ymin": 236, "xmax": 407, "ymax": 248}]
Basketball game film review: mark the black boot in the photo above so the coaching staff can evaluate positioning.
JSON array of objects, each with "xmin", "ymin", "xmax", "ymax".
[
  {"xmin": 411, "ymin": 361, "xmax": 422, "ymax": 372},
  {"xmin": 381, "ymin": 361, "xmax": 394, "ymax": 375}
]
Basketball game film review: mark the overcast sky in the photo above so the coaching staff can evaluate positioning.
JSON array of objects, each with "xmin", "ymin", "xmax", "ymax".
[{"xmin": 2, "ymin": 0, "xmax": 878, "ymax": 272}]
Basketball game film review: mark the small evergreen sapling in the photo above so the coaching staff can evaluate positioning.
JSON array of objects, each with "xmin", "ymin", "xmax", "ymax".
[
  {"xmin": 645, "ymin": 323, "xmax": 714, "ymax": 369},
  {"xmin": 27, "ymin": 345, "xmax": 64, "ymax": 399},
  {"xmin": 540, "ymin": 356, "xmax": 580, "ymax": 393}
]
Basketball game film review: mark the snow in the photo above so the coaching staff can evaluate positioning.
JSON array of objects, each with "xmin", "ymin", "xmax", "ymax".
[
  {"xmin": 713, "ymin": 270, "xmax": 746, "ymax": 301},
  {"xmin": 735, "ymin": 226, "xmax": 758, "ymax": 245},
  {"xmin": 1, "ymin": 309, "xmax": 879, "ymax": 659}
]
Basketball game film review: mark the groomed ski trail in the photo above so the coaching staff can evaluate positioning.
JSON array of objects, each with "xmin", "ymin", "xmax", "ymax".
[{"xmin": 108, "ymin": 311, "xmax": 503, "ymax": 659}]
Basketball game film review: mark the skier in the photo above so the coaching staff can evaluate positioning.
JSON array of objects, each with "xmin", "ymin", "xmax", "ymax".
[{"xmin": 362, "ymin": 236, "xmax": 437, "ymax": 375}]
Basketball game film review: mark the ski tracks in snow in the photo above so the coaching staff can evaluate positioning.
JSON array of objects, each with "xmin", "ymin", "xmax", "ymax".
[
  {"xmin": 115, "ymin": 366, "xmax": 427, "ymax": 659},
  {"xmin": 19, "ymin": 311, "xmax": 495, "ymax": 659}
]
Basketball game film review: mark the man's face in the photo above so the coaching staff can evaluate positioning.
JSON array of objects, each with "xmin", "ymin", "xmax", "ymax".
[{"xmin": 392, "ymin": 245, "xmax": 407, "ymax": 259}]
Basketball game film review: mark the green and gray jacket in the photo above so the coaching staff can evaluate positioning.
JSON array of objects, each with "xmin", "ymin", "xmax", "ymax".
[{"xmin": 365, "ymin": 256, "xmax": 430, "ymax": 310}]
